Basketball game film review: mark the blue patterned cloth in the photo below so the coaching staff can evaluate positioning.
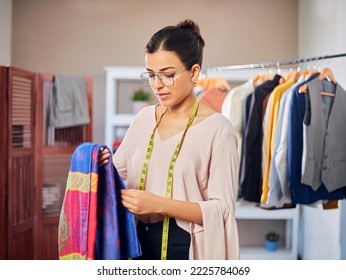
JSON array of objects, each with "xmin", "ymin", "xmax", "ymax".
[
  {"xmin": 59, "ymin": 142, "xmax": 141, "ymax": 260},
  {"xmin": 95, "ymin": 142, "xmax": 142, "ymax": 259}
]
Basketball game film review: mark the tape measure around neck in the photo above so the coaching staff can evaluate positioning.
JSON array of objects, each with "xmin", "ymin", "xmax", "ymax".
[{"xmin": 138, "ymin": 99, "xmax": 199, "ymax": 260}]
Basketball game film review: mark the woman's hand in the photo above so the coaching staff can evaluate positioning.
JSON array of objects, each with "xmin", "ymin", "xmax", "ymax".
[
  {"xmin": 98, "ymin": 147, "xmax": 111, "ymax": 166},
  {"xmin": 121, "ymin": 189, "xmax": 162, "ymax": 215}
]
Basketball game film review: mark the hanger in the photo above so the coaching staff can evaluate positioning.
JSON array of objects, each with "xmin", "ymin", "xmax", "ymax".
[
  {"xmin": 298, "ymin": 68, "xmax": 318, "ymax": 93},
  {"xmin": 252, "ymin": 74, "xmax": 261, "ymax": 84},
  {"xmin": 252, "ymin": 74, "xmax": 275, "ymax": 84},
  {"xmin": 303, "ymin": 68, "xmax": 318, "ymax": 78},
  {"xmin": 214, "ymin": 78, "xmax": 231, "ymax": 92},
  {"xmin": 285, "ymin": 71, "xmax": 300, "ymax": 82},
  {"xmin": 197, "ymin": 77, "xmax": 231, "ymax": 92},
  {"xmin": 276, "ymin": 62, "xmax": 282, "ymax": 76},
  {"xmin": 318, "ymin": 67, "xmax": 336, "ymax": 97},
  {"xmin": 252, "ymin": 74, "xmax": 267, "ymax": 84},
  {"xmin": 253, "ymin": 64, "xmax": 266, "ymax": 84},
  {"xmin": 299, "ymin": 67, "xmax": 336, "ymax": 96},
  {"xmin": 318, "ymin": 67, "xmax": 337, "ymax": 84}
]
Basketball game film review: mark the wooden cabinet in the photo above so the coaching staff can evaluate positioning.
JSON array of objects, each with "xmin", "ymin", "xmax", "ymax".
[{"xmin": 0, "ymin": 67, "xmax": 93, "ymax": 259}]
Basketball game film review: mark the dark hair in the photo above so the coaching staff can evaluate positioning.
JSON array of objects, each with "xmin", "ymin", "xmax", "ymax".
[{"xmin": 145, "ymin": 19, "xmax": 205, "ymax": 69}]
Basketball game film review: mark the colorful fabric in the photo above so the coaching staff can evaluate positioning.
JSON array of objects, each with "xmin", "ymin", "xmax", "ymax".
[{"xmin": 58, "ymin": 142, "xmax": 141, "ymax": 260}]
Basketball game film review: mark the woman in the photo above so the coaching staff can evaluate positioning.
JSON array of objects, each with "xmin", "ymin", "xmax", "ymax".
[{"xmin": 99, "ymin": 19, "xmax": 239, "ymax": 260}]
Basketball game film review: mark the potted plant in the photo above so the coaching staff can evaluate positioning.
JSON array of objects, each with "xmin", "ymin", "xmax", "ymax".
[
  {"xmin": 265, "ymin": 231, "xmax": 279, "ymax": 252},
  {"xmin": 131, "ymin": 89, "xmax": 151, "ymax": 114}
]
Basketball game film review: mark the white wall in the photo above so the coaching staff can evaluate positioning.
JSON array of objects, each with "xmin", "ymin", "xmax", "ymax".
[
  {"xmin": 298, "ymin": 0, "xmax": 346, "ymax": 260},
  {"xmin": 0, "ymin": 0, "xmax": 12, "ymax": 65},
  {"xmin": 299, "ymin": 0, "xmax": 346, "ymax": 86},
  {"xmin": 341, "ymin": 201, "xmax": 346, "ymax": 259}
]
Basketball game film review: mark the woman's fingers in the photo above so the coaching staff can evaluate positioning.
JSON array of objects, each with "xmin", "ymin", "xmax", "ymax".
[
  {"xmin": 98, "ymin": 147, "xmax": 111, "ymax": 166},
  {"xmin": 120, "ymin": 189, "xmax": 158, "ymax": 215}
]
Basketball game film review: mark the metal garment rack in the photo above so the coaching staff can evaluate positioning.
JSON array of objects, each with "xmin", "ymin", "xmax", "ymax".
[{"xmin": 202, "ymin": 52, "xmax": 346, "ymax": 74}]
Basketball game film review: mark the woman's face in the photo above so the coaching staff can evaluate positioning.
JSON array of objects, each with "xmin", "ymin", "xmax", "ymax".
[{"xmin": 144, "ymin": 50, "xmax": 196, "ymax": 108}]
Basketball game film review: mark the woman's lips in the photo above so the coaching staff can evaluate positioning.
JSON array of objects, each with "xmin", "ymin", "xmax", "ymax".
[{"xmin": 156, "ymin": 93, "xmax": 169, "ymax": 100}]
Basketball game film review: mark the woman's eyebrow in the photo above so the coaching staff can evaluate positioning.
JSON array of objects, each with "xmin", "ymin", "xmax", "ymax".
[{"xmin": 146, "ymin": 66, "xmax": 176, "ymax": 72}]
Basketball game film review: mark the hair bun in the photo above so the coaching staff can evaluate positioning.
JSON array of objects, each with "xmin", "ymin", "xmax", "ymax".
[{"xmin": 177, "ymin": 19, "xmax": 201, "ymax": 34}]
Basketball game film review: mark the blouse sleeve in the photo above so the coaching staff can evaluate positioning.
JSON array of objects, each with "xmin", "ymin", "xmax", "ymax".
[
  {"xmin": 112, "ymin": 134, "xmax": 129, "ymax": 181},
  {"xmin": 195, "ymin": 129, "xmax": 240, "ymax": 259},
  {"xmin": 112, "ymin": 113, "xmax": 139, "ymax": 181}
]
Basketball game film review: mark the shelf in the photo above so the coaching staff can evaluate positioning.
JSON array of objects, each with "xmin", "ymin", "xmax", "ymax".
[
  {"xmin": 104, "ymin": 66, "xmax": 146, "ymax": 149},
  {"xmin": 235, "ymin": 202, "xmax": 299, "ymax": 220},
  {"xmin": 240, "ymin": 247, "xmax": 296, "ymax": 260},
  {"xmin": 235, "ymin": 201, "xmax": 299, "ymax": 260}
]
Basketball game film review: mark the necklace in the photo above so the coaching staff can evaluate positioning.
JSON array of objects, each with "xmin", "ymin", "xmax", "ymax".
[{"xmin": 138, "ymin": 98, "xmax": 199, "ymax": 260}]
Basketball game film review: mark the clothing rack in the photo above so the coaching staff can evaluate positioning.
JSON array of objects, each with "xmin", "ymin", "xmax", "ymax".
[{"xmin": 203, "ymin": 52, "xmax": 346, "ymax": 73}]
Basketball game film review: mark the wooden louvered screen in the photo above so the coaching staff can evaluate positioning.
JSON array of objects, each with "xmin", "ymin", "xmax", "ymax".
[
  {"xmin": 6, "ymin": 67, "xmax": 36, "ymax": 259},
  {"xmin": 1, "ymin": 67, "xmax": 93, "ymax": 260},
  {"xmin": 11, "ymin": 75, "xmax": 33, "ymax": 148},
  {"xmin": 0, "ymin": 67, "xmax": 8, "ymax": 259}
]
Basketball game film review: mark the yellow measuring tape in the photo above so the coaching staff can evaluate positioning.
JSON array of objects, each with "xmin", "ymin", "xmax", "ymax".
[{"xmin": 138, "ymin": 99, "xmax": 199, "ymax": 260}]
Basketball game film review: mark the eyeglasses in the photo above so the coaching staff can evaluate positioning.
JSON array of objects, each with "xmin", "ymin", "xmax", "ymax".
[{"xmin": 140, "ymin": 69, "xmax": 186, "ymax": 87}]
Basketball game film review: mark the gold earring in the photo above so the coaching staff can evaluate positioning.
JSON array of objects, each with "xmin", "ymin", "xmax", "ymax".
[{"xmin": 193, "ymin": 81, "xmax": 197, "ymax": 87}]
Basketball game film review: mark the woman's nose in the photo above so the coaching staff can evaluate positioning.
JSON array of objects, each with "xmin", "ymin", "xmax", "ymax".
[{"xmin": 152, "ymin": 75, "xmax": 164, "ymax": 88}]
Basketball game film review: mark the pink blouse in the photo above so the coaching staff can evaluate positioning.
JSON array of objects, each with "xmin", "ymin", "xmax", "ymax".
[{"xmin": 113, "ymin": 105, "xmax": 240, "ymax": 259}]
